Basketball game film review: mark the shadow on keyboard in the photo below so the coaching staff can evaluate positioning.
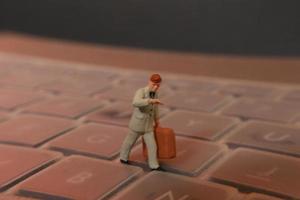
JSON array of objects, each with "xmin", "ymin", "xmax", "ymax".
[{"xmin": 0, "ymin": 53, "xmax": 299, "ymax": 200}]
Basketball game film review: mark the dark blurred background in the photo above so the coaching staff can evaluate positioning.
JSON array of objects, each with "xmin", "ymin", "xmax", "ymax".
[{"xmin": 0, "ymin": 0, "xmax": 300, "ymax": 56}]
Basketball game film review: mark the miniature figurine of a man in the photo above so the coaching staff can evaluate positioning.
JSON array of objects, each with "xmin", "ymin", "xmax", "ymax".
[{"xmin": 120, "ymin": 74, "xmax": 163, "ymax": 170}]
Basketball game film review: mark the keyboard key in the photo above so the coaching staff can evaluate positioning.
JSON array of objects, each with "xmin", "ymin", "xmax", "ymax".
[
  {"xmin": 211, "ymin": 148, "xmax": 300, "ymax": 199},
  {"xmin": 86, "ymin": 101, "xmax": 132, "ymax": 126},
  {"xmin": 0, "ymin": 144, "xmax": 61, "ymax": 191},
  {"xmin": 0, "ymin": 59, "xmax": 15, "ymax": 69},
  {"xmin": 244, "ymin": 193, "xmax": 282, "ymax": 200},
  {"xmin": 53, "ymin": 67, "xmax": 116, "ymax": 81},
  {"xmin": 96, "ymin": 87, "xmax": 135, "ymax": 102},
  {"xmin": 162, "ymin": 92, "xmax": 229, "ymax": 112},
  {"xmin": 0, "ymin": 114, "xmax": 74, "ymax": 146},
  {"xmin": 166, "ymin": 78, "xmax": 220, "ymax": 93},
  {"xmin": 17, "ymin": 155, "xmax": 142, "ymax": 200},
  {"xmin": 0, "ymin": 66, "xmax": 55, "ymax": 88},
  {"xmin": 294, "ymin": 115, "xmax": 300, "ymax": 126},
  {"xmin": 38, "ymin": 76, "xmax": 111, "ymax": 96},
  {"xmin": 161, "ymin": 110, "xmax": 238, "ymax": 140},
  {"xmin": 218, "ymin": 84, "xmax": 280, "ymax": 98},
  {"xmin": 47, "ymin": 123, "xmax": 128, "ymax": 159},
  {"xmin": 112, "ymin": 172, "xmax": 237, "ymax": 200},
  {"xmin": 130, "ymin": 136, "xmax": 224, "ymax": 176},
  {"xmin": 0, "ymin": 196, "xmax": 36, "ymax": 200},
  {"xmin": 0, "ymin": 88, "xmax": 43, "ymax": 110},
  {"xmin": 282, "ymin": 90, "xmax": 300, "ymax": 102},
  {"xmin": 24, "ymin": 96, "xmax": 105, "ymax": 119},
  {"xmin": 118, "ymin": 76, "xmax": 149, "ymax": 89},
  {"xmin": 0, "ymin": 111, "xmax": 7, "ymax": 121},
  {"xmin": 222, "ymin": 98, "xmax": 300, "ymax": 123},
  {"xmin": 226, "ymin": 121, "xmax": 300, "ymax": 157}
]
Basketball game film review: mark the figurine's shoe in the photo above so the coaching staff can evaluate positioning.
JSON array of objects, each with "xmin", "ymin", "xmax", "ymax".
[
  {"xmin": 120, "ymin": 159, "xmax": 130, "ymax": 165},
  {"xmin": 151, "ymin": 166, "xmax": 165, "ymax": 171}
]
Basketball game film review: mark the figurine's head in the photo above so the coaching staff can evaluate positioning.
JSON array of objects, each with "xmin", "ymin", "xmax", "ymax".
[{"xmin": 148, "ymin": 74, "xmax": 162, "ymax": 91}]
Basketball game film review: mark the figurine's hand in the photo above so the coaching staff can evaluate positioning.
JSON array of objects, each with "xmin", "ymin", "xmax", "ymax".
[{"xmin": 149, "ymin": 99, "xmax": 163, "ymax": 105}]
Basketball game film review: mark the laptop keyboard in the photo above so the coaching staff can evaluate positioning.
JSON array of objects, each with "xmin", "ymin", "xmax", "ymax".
[{"xmin": 0, "ymin": 53, "xmax": 299, "ymax": 199}]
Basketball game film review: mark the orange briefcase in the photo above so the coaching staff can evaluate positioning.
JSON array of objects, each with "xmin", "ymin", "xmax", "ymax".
[{"xmin": 142, "ymin": 126, "xmax": 176, "ymax": 159}]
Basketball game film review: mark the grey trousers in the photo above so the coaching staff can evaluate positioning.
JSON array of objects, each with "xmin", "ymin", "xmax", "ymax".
[{"xmin": 120, "ymin": 129, "xmax": 159, "ymax": 169}]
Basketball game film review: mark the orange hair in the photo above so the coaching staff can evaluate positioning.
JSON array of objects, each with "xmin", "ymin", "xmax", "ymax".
[{"xmin": 150, "ymin": 74, "xmax": 162, "ymax": 83}]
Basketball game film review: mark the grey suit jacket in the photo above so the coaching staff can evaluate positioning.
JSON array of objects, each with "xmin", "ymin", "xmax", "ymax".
[{"xmin": 129, "ymin": 86, "xmax": 159, "ymax": 132}]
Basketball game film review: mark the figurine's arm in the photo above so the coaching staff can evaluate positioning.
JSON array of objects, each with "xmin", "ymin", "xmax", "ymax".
[{"xmin": 132, "ymin": 89, "xmax": 149, "ymax": 107}]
